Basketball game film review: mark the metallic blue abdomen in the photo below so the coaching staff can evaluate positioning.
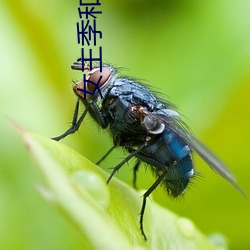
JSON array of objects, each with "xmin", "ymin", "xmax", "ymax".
[{"xmin": 136, "ymin": 128, "xmax": 194, "ymax": 197}]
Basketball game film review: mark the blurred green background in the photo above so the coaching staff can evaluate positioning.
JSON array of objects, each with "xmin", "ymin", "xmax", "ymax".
[{"xmin": 1, "ymin": 0, "xmax": 250, "ymax": 249}]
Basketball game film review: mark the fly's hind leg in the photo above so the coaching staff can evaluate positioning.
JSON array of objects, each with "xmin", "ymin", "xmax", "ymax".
[{"xmin": 140, "ymin": 172, "xmax": 166, "ymax": 240}]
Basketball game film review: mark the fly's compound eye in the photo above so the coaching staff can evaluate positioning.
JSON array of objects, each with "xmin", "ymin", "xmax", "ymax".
[
  {"xmin": 142, "ymin": 116, "xmax": 165, "ymax": 134},
  {"xmin": 86, "ymin": 67, "xmax": 111, "ymax": 92}
]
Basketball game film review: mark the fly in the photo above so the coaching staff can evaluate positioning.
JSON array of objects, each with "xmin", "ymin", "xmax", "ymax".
[{"xmin": 52, "ymin": 61, "xmax": 247, "ymax": 240}]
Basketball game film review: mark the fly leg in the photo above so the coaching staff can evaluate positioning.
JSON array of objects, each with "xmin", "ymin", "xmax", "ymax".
[
  {"xmin": 107, "ymin": 144, "xmax": 146, "ymax": 184},
  {"xmin": 52, "ymin": 99, "xmax": 107, "ymax": 141},
  {"xmin": 96, "ymin": 145, "xmax": 116, "ymax": 165},
  {"xmin": 133, "ymin": 160, "xmax": 141, "ymax": 189},
  {"xmin": 52, "ymin": 99, "xmax": 87, "ymax": 141},
  {"xmin": 88, "ymin": 100, "xmax": 107, "ymax": 129},
  {"xmin": 140, "ymin": 172, "xmax": 167, "ymax": 240}
]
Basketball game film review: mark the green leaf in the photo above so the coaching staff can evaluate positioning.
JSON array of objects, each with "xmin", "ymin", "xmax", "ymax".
[{"xmin": 19, "ymin": 128, "xmax": 226, "ymax": 250}]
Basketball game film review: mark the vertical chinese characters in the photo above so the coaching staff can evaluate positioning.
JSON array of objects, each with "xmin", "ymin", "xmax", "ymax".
[{"xmin": 76, "ymin": 0, "xmax": 103, "ymax": 99}]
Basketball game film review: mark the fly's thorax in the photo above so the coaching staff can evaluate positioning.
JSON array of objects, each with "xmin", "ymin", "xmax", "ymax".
[
  {"xmin": 140, "ymin": 109, "xmax": 181, "ymax": 135},
  {"xmin": 73, "ymin": 64, "xmax": 117, "ymax": 103}
]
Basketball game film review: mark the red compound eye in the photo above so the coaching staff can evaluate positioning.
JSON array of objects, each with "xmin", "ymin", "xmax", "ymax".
[{"xmin": 87, "ymin": 67, "xmax": 111, "ymax": 92}]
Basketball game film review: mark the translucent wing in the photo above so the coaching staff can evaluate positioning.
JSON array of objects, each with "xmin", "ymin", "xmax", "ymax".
[
  {"xmin": 148, "ymin": 109, "xmax": 247, "ymax": 198},
  {"xmin": 170, "ymin": 122, "xmax": 247, "ymax": 198}
]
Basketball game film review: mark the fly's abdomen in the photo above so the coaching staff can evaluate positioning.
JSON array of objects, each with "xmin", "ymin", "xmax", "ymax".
[
  {"xmin": 137, "ymin": 128, "xmax": 194, "ymax": 197},
  {"xmin": 164, "ymin": 153, "xmax": 193, "ymax": 197},
  {"xmin": 163, "ymin": 129, "xmax": 194, "ymax": 196}
]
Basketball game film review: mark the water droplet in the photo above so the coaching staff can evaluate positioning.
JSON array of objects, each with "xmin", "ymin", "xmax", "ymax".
[
  {"xmin": 177, "ymin": 217, "xmax": 196, "ymax": 238},
  {"xmin": 71, "ymin": 170, "xmax": 110, "ymax": 209}
]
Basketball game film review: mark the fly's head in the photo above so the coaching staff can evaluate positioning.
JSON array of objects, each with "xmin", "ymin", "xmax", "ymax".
[{"xmin": 71, "ymin": 61, "xmax": 116, "ymax": 103}]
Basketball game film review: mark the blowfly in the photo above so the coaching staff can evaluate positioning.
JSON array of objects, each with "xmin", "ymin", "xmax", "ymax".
[{"xmin": 52, "ymin": 61, "xmax": 246, "ymax": 240}]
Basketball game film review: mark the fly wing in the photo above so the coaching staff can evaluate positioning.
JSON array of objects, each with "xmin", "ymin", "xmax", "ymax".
[
  {"xmin": 169, "ymin": 122, "xmax": 247, "ymax": 198},
  {"xmin": 150, "ymin": 109, "xmax": 247, "ymax": 198}
]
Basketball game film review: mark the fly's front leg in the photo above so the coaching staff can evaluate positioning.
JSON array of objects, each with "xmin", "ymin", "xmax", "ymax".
[
  {"xmin": 52, "ymin": 99, "xmax": 107, "ymax": 141},
  {"xmin": 52, "ymin": 99, "xmax": 88, "ymax": 141},
  {"xmin": 88, "ymin": 100, "xmax": 107, "ymax": 129}
]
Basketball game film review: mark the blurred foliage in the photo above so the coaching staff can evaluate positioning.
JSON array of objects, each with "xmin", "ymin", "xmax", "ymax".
[
  {"xmin": 0, "ymin": 0, "xmax": 250, "ymax": 249},
  {"xmin": 17, "ymin": 130, "xmax": 225, "ymax": 250}
]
